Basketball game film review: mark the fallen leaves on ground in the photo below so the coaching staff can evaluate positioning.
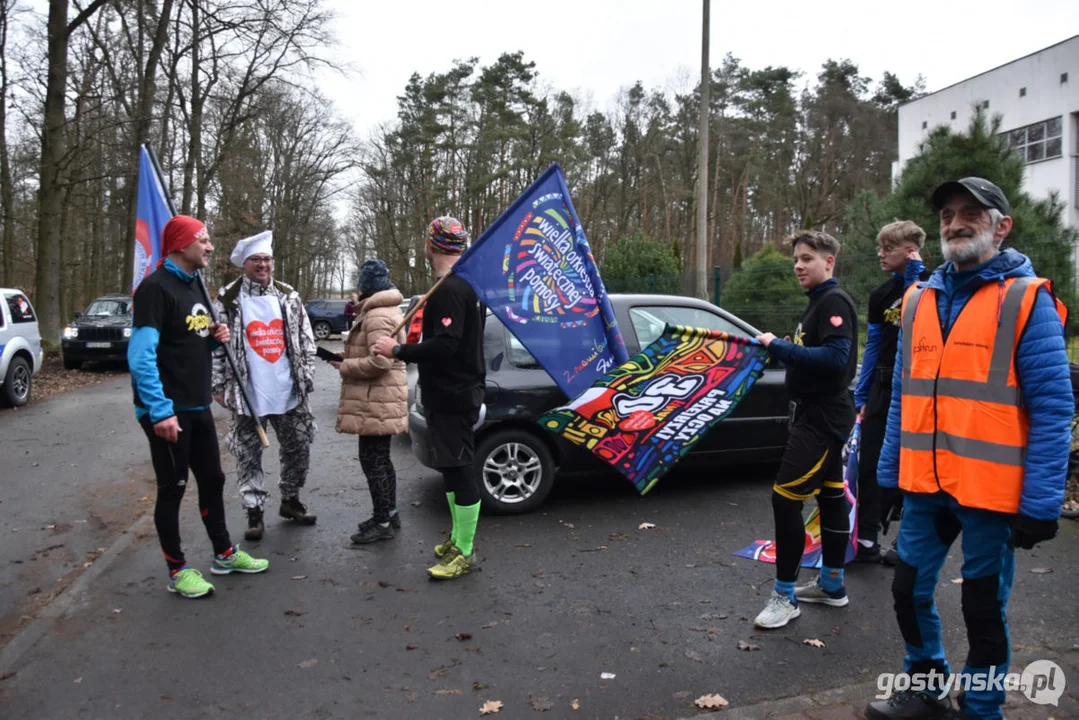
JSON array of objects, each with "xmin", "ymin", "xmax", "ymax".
[
  {"xmin": 435, "ymin": 689, "xmax": 462, "ymax": 695},
  {"xmin": 290, "ymin": 575, "xmax": 307, "ymax": 581},
  {"xmin": 570, "ymin": 698, "xmax": 580, "ymax": 710},
  {"xmin": 685, "ymin": 650, "xmax": 703, "ymax": 662},
  {"xmin": 803, "ymin": 638, "xmax": 826, "ymax": 648},
  {"xmin": 950, "ymin": 578, "xmax": 963, "ymax": 584},
  {"xmin": 297, "ymin": 659, "xmax": 318, "ymax": 668},
  {"xmin": 695, "ymin": 693, "xmax": 729, "ymax": 709},
  {"xmin": 1030, "ymin": 567, "xmax": 1054, "ymax": 574},
  {"xmin": 456, "ymin": 632, "xmax": 473, "ymax": 641},
  {"xmin": 284, "ymin": 609, "xmax": 306, "ymax": 616},
  {"xmin": 482, "ymin": 620, "xmax": 501, "ymax": 629},
  {"xmin": 600, "ymin": 672, "xmax": 616, "ymax": 679},
  {"xmin": 377, "ymin": 580, "xmax": 391, "ymax": 588},
  {"xmin": 737, "ymin": 640, "xmax": 760, "ymax": 651},
  {"xmin": 530, "ymin": 695, "xmax": 554, "ymax": 711},
  {"xmin": 638, "ymin": 522, "xmax": 656, "ymax": 530},
  {"xmin": 479, "ymin": 699, "xmax": 503, "ymax": 714}
]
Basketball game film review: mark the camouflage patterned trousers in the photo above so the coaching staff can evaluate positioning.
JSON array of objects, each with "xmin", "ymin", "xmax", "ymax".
[{"xmin": 227, "ymin": 405, "xmax": 315, "ymax": 511}]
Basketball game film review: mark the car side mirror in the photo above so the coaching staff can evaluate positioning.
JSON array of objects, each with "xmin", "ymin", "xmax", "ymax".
[{"xmin": 74, "ymin": 311, "xmax": 83, "ymax": 319}]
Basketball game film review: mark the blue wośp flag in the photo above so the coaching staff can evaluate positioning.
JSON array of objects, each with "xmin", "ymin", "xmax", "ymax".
[
  {"xmin": 132, "ymin": 145, "xmax": 173, "ymax": 292},
  {"xmin": 452, "ymin": 163, "xmax": 629, "ymax": 400}
]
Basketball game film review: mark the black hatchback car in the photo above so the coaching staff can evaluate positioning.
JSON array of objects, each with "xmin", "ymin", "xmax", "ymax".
[
  {"xmin": 409, "ymin": 294, "xmax": 805, "ymax": 514},
  {"xmin": 61, "ymin": 294, "xmax": 133, "ymax": 369}
]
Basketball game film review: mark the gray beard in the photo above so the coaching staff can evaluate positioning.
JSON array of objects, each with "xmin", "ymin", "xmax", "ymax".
[{"xmin": 941, "ymin": 227, "xmax": 996, "ymax": 266}]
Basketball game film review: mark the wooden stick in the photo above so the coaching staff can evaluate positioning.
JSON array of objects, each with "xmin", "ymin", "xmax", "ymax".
[{"xmin": 391, "ymin": 272, "xmax": 451, "ymax": 336}]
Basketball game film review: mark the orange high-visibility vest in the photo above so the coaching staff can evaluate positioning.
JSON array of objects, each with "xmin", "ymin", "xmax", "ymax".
[{"xmin": 898, "ymin": 276, "xmax": 1068, "ymax": 513}]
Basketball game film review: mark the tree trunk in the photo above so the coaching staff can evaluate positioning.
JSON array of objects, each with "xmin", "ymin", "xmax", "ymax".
[
  {"xmin": 0, "ymin": 0, "xmax": 13, "ymax": 287},
  {"xmin": 33, "ymin": 0, "xmax": 71, "ymax": 349},
  {"xmin": 182, "ymin": 0, "xmax": 199, "ymax": 214},
  {"xmin": 33, "ymin": 0, "xmax": 108, "ymax": 349}
]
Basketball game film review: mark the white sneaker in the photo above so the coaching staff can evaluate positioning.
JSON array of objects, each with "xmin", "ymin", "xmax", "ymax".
[
  {"xmin": 794, "ymin": 575, "xmax": 850, "ymax": 607},
  {"xmin": 754, "ymin": 590, "xmax": 801, "ymax": 629}
]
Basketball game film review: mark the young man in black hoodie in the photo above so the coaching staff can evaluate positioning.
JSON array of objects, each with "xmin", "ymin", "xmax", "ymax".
[
  {"xmin": 753, "ymin": 230, "xmax": 859, "ymax": 629},
  {"xmin": 850, "ymin": 221, "xmax": 927, "ymax": 565}
]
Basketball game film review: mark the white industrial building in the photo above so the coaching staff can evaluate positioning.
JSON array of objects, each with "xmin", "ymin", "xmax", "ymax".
[{"xmin": 894, "ymin": 35, "xmax": 1078, "ymax": 230}]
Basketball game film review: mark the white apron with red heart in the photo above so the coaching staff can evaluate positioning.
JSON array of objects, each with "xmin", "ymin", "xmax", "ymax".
[{"xmin": 240, "ymin": 294, "xmax": 298, "ymax": 417}]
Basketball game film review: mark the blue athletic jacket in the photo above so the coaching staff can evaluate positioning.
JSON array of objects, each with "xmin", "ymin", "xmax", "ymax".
[{"xmin": 877, "ymin": 248, "xmax": 1072, "ymax": 521}]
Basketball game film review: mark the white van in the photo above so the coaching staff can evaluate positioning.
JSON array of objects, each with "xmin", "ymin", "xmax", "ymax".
[{"xmin": 0, "ymin": 288, "xmax": 44, "ymax": 406}]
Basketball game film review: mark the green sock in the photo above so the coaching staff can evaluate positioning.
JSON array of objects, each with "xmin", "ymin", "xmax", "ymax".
[
  {"xmin": 445, "ymin": 492, "xmax": 457, "ymax": 545},
  {"xmin": 454, "ymin": 502, "xmax": 481, "ymax": 556}
]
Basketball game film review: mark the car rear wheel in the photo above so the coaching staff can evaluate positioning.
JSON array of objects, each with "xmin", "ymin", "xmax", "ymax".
[
  {"xmin": 2, "ymin": 356, "xmax": 32, "ymax": 407},
  {"xmin": 313, "ymin": 321, "xmax": 331, "ymax": 340},
  {"xmin": 475, "ymin": 429, "xmax": 555, "ymax": 514}
]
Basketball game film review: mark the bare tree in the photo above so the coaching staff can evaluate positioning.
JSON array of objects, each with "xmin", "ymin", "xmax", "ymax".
[{"xmin": 33, "ymin": 0, "xmax": 109, "ymax": 349}]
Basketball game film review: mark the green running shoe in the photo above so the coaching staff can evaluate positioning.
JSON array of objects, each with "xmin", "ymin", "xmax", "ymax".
[
  {"xmin": 211, "ymin": 546, "xmax": 269, "ymax": 575},
  {"xmin": 427, "ymin": 552, "xmax": 476, "ymax": 580},
  {"xmin": 167, "ymin": 568, "xmax": 214, "ymax": 598}
]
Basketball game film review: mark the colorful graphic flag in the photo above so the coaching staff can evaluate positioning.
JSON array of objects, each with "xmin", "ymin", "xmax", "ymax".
[
  {"xmin": 452, "ymin": 162, "xmax": 628, "ymax": 400},
  {"xmin": 132, "ymin": 144, "xmax": 173, "ymax": 292},
  {"xmin": 538, "ymin": 324, "xmax": 769, "ymax": 495},
  {"xmin": 732, "ymin": 420, "xmax": 861, "ymax": 568}
]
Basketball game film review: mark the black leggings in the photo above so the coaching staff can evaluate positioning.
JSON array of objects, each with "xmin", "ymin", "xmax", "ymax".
[
  {"xmin": 358, "ymin": 435, "xmax": 397, "ymax": 523},
  {"xmin": 139, "ymin": 409, "xmax": 232, "ymax": 572},
  {"xmin": 773, "ymin": 486, "xmax": 850, "ymax": 582},
  {"xmin": 443, "ymin": 465, "xmax": 479, "ymax": 506}
]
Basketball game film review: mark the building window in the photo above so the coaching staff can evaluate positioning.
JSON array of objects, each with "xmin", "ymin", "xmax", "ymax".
[
  {"xmin": 950, "ymin": 111, "xmax": 957, "ymax": 120},
  {"xmin": 921, "ymin": 121, "xmax": 927, "ymax": 130},
  {"xmin": 1005, "ymin": 116, "xmax": 1063, "ymax": 163},
  {"xmin": 1062, "ymin": 72, "xmax": 1069, "ymax": 84},
  {"xmin": 1019, "ymin": 87, "xmax": 1027, "ymax": 97}
]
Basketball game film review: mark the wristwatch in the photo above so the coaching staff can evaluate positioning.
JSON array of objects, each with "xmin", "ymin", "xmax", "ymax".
[{"xmin": 391, "ymin": 344, "xmax": 401, "ymax": 358}]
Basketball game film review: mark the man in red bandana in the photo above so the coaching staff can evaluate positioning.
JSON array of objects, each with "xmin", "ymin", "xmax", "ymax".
[{"xmin": 129, "ymin": 215, "xmax": 269, "ymax": 600}]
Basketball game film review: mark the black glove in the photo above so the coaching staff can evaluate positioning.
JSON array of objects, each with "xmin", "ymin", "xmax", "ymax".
[
  {"xmin": 1012, "ymin": 515, "xmax": 1058, "ymax": 550},
  {"xmin": 879, "ymin": 487, "xmax": 904, "ymax": 535}
]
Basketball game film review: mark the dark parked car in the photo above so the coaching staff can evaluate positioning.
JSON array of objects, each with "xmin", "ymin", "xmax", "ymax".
[
  {"xmin": 409, "ymin": 294, "xmax": 804, "ymax": 514},
  {"xmin": 304, "ymin": 298, "xmax": 349, "ymax": 340},
  {"xmin": 61, "ymin": 294, "xmax": 133, "ymax": 369}
]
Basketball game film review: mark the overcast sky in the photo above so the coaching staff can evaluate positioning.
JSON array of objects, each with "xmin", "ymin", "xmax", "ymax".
[{"xmin": 316, "ymin": 0, "xmax": 1079, "ymax": 136}]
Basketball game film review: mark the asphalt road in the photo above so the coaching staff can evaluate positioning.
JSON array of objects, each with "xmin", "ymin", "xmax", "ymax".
[{"xmin": 0, "ymin": 343, "xmax": 1076, "ymax": 719}]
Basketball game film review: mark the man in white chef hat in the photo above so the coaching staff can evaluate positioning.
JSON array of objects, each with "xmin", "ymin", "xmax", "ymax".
[{"xmin": 211, "ymin": 230, "xmax": 319, "ymax": 540}]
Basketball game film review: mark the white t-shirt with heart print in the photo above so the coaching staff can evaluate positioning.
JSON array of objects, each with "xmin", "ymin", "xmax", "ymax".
[{"xmin": 240, "ymin": 294, "xmax": 298, "ymax": 417}]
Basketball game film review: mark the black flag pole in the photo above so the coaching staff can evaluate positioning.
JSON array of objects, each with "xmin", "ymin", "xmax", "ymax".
[{"xmin": 142, "ymin": 143, "xmax": 270, "ymax": 449}]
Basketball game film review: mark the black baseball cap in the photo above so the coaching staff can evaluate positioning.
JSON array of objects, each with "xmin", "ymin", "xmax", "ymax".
[{"xmin": 931, "ymin": 177, "xmax": 1010, "ymax": 216}]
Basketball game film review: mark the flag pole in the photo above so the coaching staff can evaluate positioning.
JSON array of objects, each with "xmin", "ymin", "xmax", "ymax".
[
  {"xmin": 390, "ymin": 272, "xmax": 451, "ymax": 336},
  {"xmin": 142, "ymin": 143, "xmax": 270, "ymax": 449}
]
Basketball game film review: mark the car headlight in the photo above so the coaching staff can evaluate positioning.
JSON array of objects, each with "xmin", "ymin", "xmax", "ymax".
[
  {"xmin": 123, "ymin": 327, "xmax": 132, "ymax": 338},
  {"xmin": 63, "ymin": 326, "xmax": 78, "ymax": 339}
]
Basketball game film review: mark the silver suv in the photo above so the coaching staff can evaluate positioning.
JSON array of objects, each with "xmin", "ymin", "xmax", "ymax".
[{"xmin": 0, "ymin": 288, "xmax": 44, "ymax": 407}]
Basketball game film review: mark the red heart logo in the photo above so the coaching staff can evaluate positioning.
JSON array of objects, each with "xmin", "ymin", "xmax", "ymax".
[
  {"xmin": 441, "ymin": 317, "xmax": 452, "ymax": 327},
  {"xmin": 245, "ymin": 319, "xmax": 285, "ymax": 363},
  {"xmin": 619, "ymin": 409, "xmax": 656, "ymax": 432},
  {"xmin": 829, "ymin": 315, "xmax": 843, "ymax": 327}
]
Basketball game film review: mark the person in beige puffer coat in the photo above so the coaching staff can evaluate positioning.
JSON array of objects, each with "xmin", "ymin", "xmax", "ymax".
[{"xmin": 331, "ymin": 259, "xmax": 408, "ymax": 544}]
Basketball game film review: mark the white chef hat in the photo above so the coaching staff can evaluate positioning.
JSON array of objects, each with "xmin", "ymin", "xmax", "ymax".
[{"xmin": 230, "ymin": 230, "xmax": 273, "ymax": 268}]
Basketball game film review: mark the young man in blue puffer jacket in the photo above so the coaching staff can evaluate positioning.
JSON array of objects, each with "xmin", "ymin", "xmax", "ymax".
[{"xmin": 866, "ymin": 178, "xmax": 1072, "ymax": 720}]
